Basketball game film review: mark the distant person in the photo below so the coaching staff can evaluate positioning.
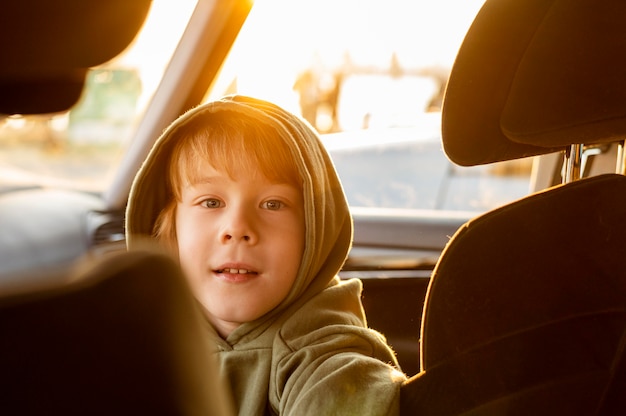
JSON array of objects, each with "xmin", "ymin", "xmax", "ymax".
[
  {"xmin": 293, "ymin": 69, "xmax": 320, "ymax": 128},
  {"xmin": 318, "ymin": 70, "xmax": 344, "ymax": 132},
  {"xmin": 125, "ymin": 95, "xmax": 406, "ymax": 415},
  {"xmin": 426, "ymin": 79, "xmax": 446, "ymax": 112},
  {"xmin": 418, "ymin": 66, "xmax": 450, "ymax": 113}
]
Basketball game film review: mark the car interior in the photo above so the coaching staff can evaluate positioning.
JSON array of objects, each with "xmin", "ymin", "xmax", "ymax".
[{"xmin": 0, "ymin": 0, "xmax": 625, "ymax": 414}]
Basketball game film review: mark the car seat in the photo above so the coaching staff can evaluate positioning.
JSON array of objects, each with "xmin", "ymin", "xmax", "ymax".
[
  {"xmin": 0, "ymin": 249, "xmax": 234, "ymax": 415},
  {"xmin": 400, "ymin": 0, "xmax": 626, "ymax": 414}
]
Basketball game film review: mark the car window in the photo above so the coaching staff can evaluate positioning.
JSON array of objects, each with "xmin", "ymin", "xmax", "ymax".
[
  {"xmin": 0, "ymin": 0, "xmax": 533, "ymax": 213},
  {"xmin": 321, "ymin": 124, "xmax": 533, "ymax": 212},
  {"xmin": 205, "ymin": 0, "xmax": 533, "ymax": 213}
]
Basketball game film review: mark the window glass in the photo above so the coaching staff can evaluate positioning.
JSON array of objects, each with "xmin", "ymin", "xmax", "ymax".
[
  {"xmin": 0, "ymin": 0, "xmax": 534, "ymax": 213},
  {"xmin": 207, "ymin": 0, "xmax": 533, "ymax": 212}
]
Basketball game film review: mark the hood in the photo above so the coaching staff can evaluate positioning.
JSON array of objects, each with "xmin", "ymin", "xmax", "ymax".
[{"xmin": 125, "ymin": 95, "xmax": 353, "ymax": 330}]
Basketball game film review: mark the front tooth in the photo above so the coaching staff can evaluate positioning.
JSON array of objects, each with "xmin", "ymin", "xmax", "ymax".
[{"xmin": 238, "ymin": 269, "xmax": 247, "ymax": 274}]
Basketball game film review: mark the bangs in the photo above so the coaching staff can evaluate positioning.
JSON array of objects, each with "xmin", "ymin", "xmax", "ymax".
[{"xmin": 168, "ymin": 112, "xmax": 303, "ymax": 200}]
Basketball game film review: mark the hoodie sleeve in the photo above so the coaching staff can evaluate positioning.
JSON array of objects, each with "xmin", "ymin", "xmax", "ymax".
[{"xmin": 269, "ymin": 278, "xmax": 407, "ymax": 416}]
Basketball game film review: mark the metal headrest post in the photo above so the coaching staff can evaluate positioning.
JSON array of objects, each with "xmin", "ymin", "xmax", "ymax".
[
  {"xmin": 564, "ymin": 144, "xmax": 583, "ymax": 184},
  {"xmin": 617, "ymin": 140, "xmax": 626, "ymax": 175}
]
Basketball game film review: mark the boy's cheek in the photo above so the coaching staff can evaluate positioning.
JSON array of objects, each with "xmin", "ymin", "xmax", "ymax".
[
  {"xmin": 174, "ymin": 228, "xmax": 198, "ymax": 272},
  {"xmin": 176, "ymin": 249, "xmax": 203, "ymax": 291},
  {"xmin": 175, "ymin": 209, "xmax": 200, "ymax": 247}
]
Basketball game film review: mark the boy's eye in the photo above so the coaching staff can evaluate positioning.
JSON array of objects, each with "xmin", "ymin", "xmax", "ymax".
[
  {"xmin": 202, "ymin": 198, "xmax": 223, "ymax": 208},
  {"xmin": 262, "ymin": 200, "xmax": 284, "ymax": 210}
]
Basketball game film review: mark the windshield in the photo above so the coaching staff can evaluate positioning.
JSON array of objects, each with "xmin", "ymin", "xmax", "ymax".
[{"xmin": 0, "ymin": 0, "xmax": 532, "ymax": 212}]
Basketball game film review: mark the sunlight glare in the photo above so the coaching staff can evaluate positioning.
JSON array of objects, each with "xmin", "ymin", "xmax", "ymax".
[{"xmin": 212, "ymin": 0, "xmax": 486, "ymax": 126}]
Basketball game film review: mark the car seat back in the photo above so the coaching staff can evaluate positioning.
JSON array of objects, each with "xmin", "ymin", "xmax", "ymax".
[
  {"xmin": 0, "ymin": 250, "xmax": 234, "ymax": 415},
  {"xmin": 402, "ymin": 174, "xmax": 626, "ymax": 414}
]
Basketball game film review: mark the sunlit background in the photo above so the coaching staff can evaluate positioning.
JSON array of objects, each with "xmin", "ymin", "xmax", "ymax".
[
  {"xmin": 124, "ymin": 0, "xmax": 486, "ymax": 132},
  {"xmin": 0, "ymin": 0, "xmax": 487, "ymax": 192}
]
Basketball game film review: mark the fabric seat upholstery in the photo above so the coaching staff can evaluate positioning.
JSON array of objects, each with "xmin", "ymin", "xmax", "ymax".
[{"xmin": 401, "ymin": 174, "xmax": 626, "ymax": 414}]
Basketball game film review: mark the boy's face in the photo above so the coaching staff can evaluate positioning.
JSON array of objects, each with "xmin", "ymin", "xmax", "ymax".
[{"xmin": 175, "ymin": 161, "xmax": 305, "ymax": 338}]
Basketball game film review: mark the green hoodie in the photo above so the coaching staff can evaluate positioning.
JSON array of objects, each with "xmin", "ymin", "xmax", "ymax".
[{"xmin": 126, "ymin": 95, "xmax": 406, "ymax": 415}]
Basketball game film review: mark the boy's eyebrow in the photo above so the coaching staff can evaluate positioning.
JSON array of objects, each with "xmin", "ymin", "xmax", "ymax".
[
  {"xmin": 184, "ymin": 172, "xmax": 301, "ymax": 191},
  {"xmin": 186, "ymin": 176, "xmax": 221, "ymax": 186}
]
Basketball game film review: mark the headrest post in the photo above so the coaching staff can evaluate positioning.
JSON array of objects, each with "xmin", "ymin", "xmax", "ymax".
[
  {"xmin": 617, "ymin": 140, "xmax": 626, "ymax": 175},
  {"xmin": 564, "ymin": 144, "xmax": 583, "ymax": 183}
]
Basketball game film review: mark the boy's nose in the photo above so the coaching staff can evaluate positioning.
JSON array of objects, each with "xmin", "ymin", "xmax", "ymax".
[
  {"xmin": 220, "ymin": 208, "xmax": 257, "ymax": 244},
  {"xmin": 223, "ymin": 234, "xmax": 252, "ymax": 242}
]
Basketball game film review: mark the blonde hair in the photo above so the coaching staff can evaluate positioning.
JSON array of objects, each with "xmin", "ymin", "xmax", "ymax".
[{"xmin": 153, "ymin": 111, "xmax": 303, "ymax": 253}]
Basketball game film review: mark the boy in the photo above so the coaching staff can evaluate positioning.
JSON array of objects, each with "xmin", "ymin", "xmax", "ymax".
[{"xmin": 125, "ymin": 95, "xmax": 406, "ymax": 415}]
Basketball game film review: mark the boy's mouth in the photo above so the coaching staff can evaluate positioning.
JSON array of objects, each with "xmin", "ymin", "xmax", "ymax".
[{"xmin": 215, "ymin": 268, "xmax": 258, "ymax": 275}]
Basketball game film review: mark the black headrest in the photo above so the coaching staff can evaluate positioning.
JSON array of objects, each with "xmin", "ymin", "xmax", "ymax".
[
  {"xmin": 0, "ymin": 0, "xmax": 151, "ymax": 115},
  {"xmin": 442, "ymin": 0, "xmax": 626, "ymax": 166}
]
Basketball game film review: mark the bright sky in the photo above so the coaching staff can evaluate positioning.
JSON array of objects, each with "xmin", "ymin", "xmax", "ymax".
[
  {"xmin": 243, "ymin": 0, "xmax": 486, "ymax": 68},
  {"xmin": 116, "ymin": 0, "xmax": 486, "ymax": 121},
  {"xmin": 222, "ymin": 0, "xmax": 487, "ymax": 119}
]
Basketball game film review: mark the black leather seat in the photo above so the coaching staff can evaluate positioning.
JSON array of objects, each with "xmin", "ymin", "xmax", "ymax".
[{"xmin": 401, "ymin": 0, "xmax": 626, "ymax": 414}]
